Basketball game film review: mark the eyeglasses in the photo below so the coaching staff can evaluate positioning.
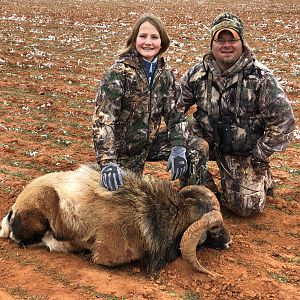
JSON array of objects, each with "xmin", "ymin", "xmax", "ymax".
[{"xmin": 214, "ymin": 38, "xmax": 240, "ymax": 45}]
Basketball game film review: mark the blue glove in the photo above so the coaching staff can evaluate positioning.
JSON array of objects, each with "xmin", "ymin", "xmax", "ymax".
[
  {"xmin": 101, "ymin": 162, "xmax": 126, "ymax": 191},
  {"xmin": 166, "ymin": 146, "xmax": 188, "ymax": 181}
]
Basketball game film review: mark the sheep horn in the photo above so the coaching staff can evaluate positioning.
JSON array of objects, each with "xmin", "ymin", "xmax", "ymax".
[
  {"xmin": 179, "ymin": 185, "xmax": 220, "ymax": 211},
  {"xmin": 180, "ymin": 210, "xmax": 223, "ymax": 276}
]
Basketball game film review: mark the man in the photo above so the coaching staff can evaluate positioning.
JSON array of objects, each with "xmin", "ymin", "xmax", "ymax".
[{"xmin": 180, "ymin": 12, "xmax": 295, "ymax": 217}]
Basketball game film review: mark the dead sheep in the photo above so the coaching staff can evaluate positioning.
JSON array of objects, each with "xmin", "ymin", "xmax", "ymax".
[{"xmin": 0, "ymin": 163, "xmax": 231, "ymax": 276}]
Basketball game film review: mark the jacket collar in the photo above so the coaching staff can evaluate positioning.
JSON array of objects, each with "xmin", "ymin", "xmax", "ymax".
[{"xmin": 116, "ymin": 48, "xmax": 165, "ymax": 70}]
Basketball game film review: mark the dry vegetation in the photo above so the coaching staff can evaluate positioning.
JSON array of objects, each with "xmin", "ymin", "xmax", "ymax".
[{"xmin": 0, "ymin": 0, "xmax": 299, "ymax": 299}]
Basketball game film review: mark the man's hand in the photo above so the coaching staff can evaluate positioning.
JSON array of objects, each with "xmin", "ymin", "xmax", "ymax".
[
  {"xmin": 166, "ymin": 146, "xmax": 188, "ymax": 180},
  {"xmin": 101, "ymin": 163, "xmax": 126, "ymax": 191}
]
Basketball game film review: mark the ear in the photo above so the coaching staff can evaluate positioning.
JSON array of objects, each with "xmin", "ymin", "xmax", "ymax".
[{"xmin": 11, "ymin": 210, "xmax": 49, "ymax": 246}]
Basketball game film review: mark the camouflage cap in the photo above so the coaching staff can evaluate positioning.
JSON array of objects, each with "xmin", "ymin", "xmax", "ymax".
[{"xmin": 210, "ymin": 12, "xmax": 244, "ymax": 48}]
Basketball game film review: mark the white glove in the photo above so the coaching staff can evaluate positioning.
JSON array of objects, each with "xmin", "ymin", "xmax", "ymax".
[
  {"xmin": 101, "ymin": 162, "xmax": 126, "ymax": 191},
  {"xmin": 166, "ymin": 146, "xmax": 188, "ymax": 180}
]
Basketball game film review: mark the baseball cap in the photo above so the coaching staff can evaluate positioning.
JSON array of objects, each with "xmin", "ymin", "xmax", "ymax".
[{"xmin": 210, "ymin": 12, "xmax": 244, "ymax": 48}]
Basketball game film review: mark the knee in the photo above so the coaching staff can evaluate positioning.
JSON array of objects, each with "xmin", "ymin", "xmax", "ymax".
[
  {"xmin": 224, "ymin": 192, "xmax": 266, "ymax": 217},
  {"xmin": 231, "ymin": 206, "xmax": 263, "ymax": 217},
  {"xmin": 188, "ymin": 137, "xmax": 209, "ymax": 156}
]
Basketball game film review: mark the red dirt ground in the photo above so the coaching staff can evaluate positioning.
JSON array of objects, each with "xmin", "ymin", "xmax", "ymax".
[{"xmin": 0, "ymin": 1, "xmax": 299, "ymax": 299}]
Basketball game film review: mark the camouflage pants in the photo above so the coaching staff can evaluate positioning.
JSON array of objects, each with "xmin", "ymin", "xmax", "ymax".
[
  {"xmin": 117, "ymin": 128, "xmax": 272, "ymax": 217},
  {"xmin": 116, "ymin": 128, "xmax": 208, "ymax": 183},
  {"xmin": 183, "ymin": 133, "xmax": 273, "ymax": 217},
  {"xmin": 217, "ymin": 153, "xmax": 273, "ymax": 217}
]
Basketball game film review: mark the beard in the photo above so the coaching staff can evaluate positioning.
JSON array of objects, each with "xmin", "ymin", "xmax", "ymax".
[{"xmin": 219, "ymin": 57, "xmax": 238, "ymax": 69}]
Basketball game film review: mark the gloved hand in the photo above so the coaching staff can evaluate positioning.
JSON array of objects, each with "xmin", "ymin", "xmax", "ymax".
[
  {"xmin": 251, "ymin": 157, "xmax": 269, "ymax": 176},
  {"xmin": 101, "ymin": 162, "xmax": 126, "ymax": 191},
  {"xmin": 166, "ymin": 146, "xmax": 188, "ymax": 181}
]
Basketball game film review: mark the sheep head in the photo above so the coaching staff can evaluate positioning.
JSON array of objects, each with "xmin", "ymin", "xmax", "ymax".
[{"xmin": 179, "ymin": 185, "xmax": 231, "ymax": 276}]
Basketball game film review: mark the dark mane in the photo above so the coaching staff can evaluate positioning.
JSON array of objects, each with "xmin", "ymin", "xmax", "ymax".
[{"xmin": 112, "ymin": 171, "xmax": 211, "ymax": 272}]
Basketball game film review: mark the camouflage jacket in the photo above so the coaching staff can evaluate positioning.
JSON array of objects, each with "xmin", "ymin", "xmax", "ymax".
[
  {"xmin": 180, "ymin": 45, "xmax": 295, "ymax": 162},
  {"xmin": 93, "ymin": 49, "xmax": 187, "ymax": 167}
]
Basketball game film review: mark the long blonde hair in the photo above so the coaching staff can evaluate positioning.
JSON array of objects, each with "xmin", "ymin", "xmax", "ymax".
[{"xmin": 119, "ymin": 14, "xmax": 170, "ymax": 56}]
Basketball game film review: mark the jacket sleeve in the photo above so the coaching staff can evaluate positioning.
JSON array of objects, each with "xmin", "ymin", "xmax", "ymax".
[
  {"xmin": 163, "ymin": 71, "xmax": 188, "ymax": 148},
  {"xmin": 252, "ymin": 73, "xmax": 295, "ymax": 162},
  {"xmin": 92, "ymin": 66, "xmax": 124, "ymax": 168},
  {"xmin": 180, "ymin": 66, "xmax": 199, "ymax": 113}
]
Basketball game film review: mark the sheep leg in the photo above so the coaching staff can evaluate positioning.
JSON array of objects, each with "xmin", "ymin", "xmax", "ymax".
[{"xmin": 42, "ymin": 231, "xmax": 93, "ymax": 253}]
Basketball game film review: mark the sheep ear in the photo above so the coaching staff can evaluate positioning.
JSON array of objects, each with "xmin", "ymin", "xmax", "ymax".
[{"xmin": 180, "ymin": 210, "xmax": 223, "ymax": 276}]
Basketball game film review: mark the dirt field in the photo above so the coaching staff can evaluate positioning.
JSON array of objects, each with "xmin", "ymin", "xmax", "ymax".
[{"xmin": 0, "ymin": 0, "xmax": 299, "ymax": 299}]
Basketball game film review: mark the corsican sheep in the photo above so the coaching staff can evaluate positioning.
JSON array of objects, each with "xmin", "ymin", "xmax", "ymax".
[{"xmin": 0, "ymin": 164, "xmax": 231, "ymax": 276}]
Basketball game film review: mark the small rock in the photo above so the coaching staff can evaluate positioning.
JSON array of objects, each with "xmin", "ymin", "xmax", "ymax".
[
  {"xmin": 226, "ymin": 256, "xmax": 236, "ymax": 262},
  {"xmin": 275, "ymin": 199, "xmax": 288, "ymax": 209},
  {"xmin": 290, "ymin": 201, "xmax": 300, "ymax": 209}
]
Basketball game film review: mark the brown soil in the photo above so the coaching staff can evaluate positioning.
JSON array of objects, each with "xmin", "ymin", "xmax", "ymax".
[{"xmin": 0, "ymin": 0, "xmax": 299, "ymax": 299}]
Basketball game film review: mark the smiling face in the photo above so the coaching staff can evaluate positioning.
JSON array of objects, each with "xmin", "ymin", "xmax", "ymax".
[
  {"xmin": 135, "ymin": 21, "xmax": 161, "ymax": 61},
  {"xmin": 212, "ymin": 29, "xmax": 243, "ymax": 71}
]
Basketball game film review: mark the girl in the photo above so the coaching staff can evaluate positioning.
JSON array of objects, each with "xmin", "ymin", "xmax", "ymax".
[{"xmin": 92, "ymin": 14, "xmax": 188, "ymax": 191}]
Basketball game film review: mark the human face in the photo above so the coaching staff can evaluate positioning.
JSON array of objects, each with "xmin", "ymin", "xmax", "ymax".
[
  {"xmin": 136, "ymin": 21, "xmax": 161, "ymax": 61},
  {"xmin": 212, "ymin": 30, "xmax": 243, "ymax": 71}
]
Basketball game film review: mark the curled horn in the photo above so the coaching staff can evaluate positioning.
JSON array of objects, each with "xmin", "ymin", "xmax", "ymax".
[
  {"xmin": 180, "ymin": 210, "xmax": 223, "ymax": 276},
  {"xmin": 179, "ymin": 185, "xmax": 220, "ymax": 211},
  {"xmin": 179, "ymin": 185, "xmax": 222, "ymax": 276}
]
